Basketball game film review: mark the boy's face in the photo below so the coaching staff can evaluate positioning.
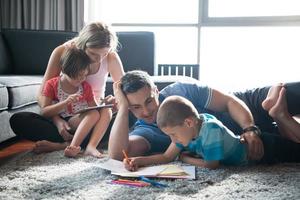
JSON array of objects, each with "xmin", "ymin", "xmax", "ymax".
[
  {"xmin": 85, "ymin": 47, "xmax": 111, "ymax": 64},
  {"xmin": 161, "ymin": 119, "xmax": 197, "ymax": 146},
  {"xmin": 66, "ymin": 69, "xmax": 89, "ymax": 87},
  {"xmin": 126, "ymin": 86, "xmax": 160, "ymax": 124}
]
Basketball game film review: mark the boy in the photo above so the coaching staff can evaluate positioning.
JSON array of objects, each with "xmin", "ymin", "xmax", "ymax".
[{"xmin": 123, "ymin": 95, "xmax": 248, "ymax": 170}]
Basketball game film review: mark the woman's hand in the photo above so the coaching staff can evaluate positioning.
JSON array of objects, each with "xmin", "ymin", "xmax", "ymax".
[{"xmin": 53, "ymin": 116, "xmax": 73, "ymax": 141}]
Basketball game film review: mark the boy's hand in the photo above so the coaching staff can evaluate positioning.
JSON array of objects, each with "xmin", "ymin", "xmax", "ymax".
[{"xmin": 123, "ymin": 157, "xmax": 141, "ymax": 172}]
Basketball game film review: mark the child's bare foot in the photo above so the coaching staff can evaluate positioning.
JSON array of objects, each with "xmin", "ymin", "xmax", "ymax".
[
  {"xmin": 84, "ymin": 146, "xmax": 104, "ymax": 158},
  {"xmin": 33, "ymin": 140, "xmax": 68, "ymax": 154},
  {"xmin": 268, "ymin": 87, "xmax": 289, "ymax": 120},
  {"xmin": 262, "ymin": 83, "xmax": 284, "ymax": 111},
  {"xmin": 64, "ymin": 145, "xmax": 81, "ymax": 157}
]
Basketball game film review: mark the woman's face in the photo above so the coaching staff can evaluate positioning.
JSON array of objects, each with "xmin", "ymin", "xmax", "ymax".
[{"xmin": 85, "ymin": 47, "xmax": 111, "ymax": 64}]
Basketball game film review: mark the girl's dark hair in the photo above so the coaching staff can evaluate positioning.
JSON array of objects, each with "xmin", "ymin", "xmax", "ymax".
[
  {"xmin": 60, "ymin": 47, "xmax": 91, "ymax": 79},
  {"xmin": 121, "ymin": 70, "xmax": 156, "ymax": 94}
]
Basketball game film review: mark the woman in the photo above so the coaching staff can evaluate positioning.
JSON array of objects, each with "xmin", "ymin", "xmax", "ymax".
[{"xmin": 10, "ymin": 21, "xmax": 124, "ymax": 157}]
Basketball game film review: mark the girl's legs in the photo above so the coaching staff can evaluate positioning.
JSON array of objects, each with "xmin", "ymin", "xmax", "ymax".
[
  {"xmin": 84, "ymin": 108, "xmax": 112, "ymax": 157},
  {"xmin": 262, "ymin": 85, "xmax": 300, "ymax": 143},
  {"xmin": 9, "ymin": 112, "xmax": 68, "ymax": 153},
  {"xmin": 64, "ymin": 110, "xmax": 100, "ymax": 157}
]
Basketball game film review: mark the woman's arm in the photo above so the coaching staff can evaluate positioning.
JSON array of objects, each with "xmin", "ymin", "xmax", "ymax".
[
  {"xmin": 37, "ymin": 45, "xmax": 65, "ymax": 106},
  {"xmin": 107, "ymin": 52, "xmax": 125, "ymax": 82}
]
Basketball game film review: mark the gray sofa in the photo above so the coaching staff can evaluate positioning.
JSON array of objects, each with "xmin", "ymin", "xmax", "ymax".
[{"xmin": 0, "ymin": 29, "xmax": 196, "ymax": 144}]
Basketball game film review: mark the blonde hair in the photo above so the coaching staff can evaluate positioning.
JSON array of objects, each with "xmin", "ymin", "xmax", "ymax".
[
  {"xmin": 74, "ymin": 21, "xmax": 118, "ymax": 51},
  {"xmin": 157, "ymin": 95, "xmax": 199, "ymax": 128}
]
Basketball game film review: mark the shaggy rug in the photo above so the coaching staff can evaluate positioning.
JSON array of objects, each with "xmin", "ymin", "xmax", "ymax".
[{"xmin": 0, "ymin": 151, "xmax": 299, "ymax": 200}]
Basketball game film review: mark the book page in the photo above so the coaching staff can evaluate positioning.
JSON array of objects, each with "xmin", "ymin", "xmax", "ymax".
[{"xmin": 74, "ymin": 104, "xmax": 113, "ymax": 114}]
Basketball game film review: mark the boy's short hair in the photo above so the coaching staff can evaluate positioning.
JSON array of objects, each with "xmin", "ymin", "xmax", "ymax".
[
  {"xmin": 121, "ymin": 70, "xmax": 156, "ymax": 94},
  {"xmin": 157, "ymin": 95, "xmax": 198, "ymax": 128},
  {"xmin": 60, "ymin": 47, "xmax": 91, "ymax": 79}
]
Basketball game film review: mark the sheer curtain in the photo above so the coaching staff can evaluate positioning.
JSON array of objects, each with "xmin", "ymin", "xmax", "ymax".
[{"xmin": 0, "ymin": 0, "xmax": 84, "ymax": 31}]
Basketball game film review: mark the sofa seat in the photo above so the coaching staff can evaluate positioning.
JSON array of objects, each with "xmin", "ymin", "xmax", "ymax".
[{"xmin": 0, "ymin": 75, "xmax": 42, "ymax": 109}]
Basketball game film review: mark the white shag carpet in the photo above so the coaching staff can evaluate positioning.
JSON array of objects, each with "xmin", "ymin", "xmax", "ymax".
[{"xmin": 0, "ymin": 151, "xmax": 299, "ymax": 200}]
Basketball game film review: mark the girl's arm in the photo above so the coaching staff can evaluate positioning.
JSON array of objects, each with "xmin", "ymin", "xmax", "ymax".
[
  {"xmin": 179, "ymin": 153, "xmax": 219, "ymax": 169},
  {"xmin": 38, "ymin": 45, "xmax": 65, "ymax": 106},
  {"xmin": 124, "ymin": 143, "xmax": 181, "ymax": 171},
  {"xmin": 40, "ymin": 94, "xmax": 81, "ymax": 117}
]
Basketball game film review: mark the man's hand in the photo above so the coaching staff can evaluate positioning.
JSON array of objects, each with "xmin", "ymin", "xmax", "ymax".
[
  {"xmin": 240, "ymin": 131, "xmax": 264, "ymax": 160},
  {"xmin": 113, "ymin": 81, "xmax": 129, "ymax": 109},
  {"xmin": 53, "ymin": 117, "xmax": 73, "ymax": 141}
]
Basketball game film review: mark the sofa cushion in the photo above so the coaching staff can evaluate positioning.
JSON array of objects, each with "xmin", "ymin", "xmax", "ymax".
[
  {"xmin": 0, "ymin": 75, "xmax": 42, "ymax": 109},
  {"xmin": 0, "ymin": 33, "xmax": 12, "ymax": 74},
  {"xmin": 2, "ymin": 29, "xmax": 77, "ymax": 75},
  {"xmin": 0, "ymin": 83, "xmax": 9, "ymax": 111}
]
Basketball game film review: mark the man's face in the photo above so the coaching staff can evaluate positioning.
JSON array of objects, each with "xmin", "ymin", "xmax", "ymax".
[{"xmin": 126, "ymin": 86, "xmax": 159, "ymax": 124}]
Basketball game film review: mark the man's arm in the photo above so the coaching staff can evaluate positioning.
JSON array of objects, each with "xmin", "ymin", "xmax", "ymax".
[
  {"xmin": 108, "ymin": 81, "xmax": 130, "ymax": 160},
  {"xmin": 208, "ymin": 89, "xmax": 264, "ymax": 160}
]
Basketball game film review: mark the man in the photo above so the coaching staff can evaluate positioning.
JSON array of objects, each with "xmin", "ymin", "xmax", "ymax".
[{"xmin": 108, "ymin": 70, "xmax": 264, "ymax": 161}]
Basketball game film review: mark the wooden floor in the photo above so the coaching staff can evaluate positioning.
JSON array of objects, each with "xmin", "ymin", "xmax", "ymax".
[{"xmin": 0, "ymin": 139, "xmax": 35, "ymax": 163}]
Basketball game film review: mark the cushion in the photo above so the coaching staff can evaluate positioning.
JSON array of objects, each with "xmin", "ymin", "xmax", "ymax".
[
  {"xmin": 0, "ymin": 83, "xmax": 9, "ymax": 110},
  {"xmin": 0, "ymin": 75, "xmax": 43, "ymax": 109}
]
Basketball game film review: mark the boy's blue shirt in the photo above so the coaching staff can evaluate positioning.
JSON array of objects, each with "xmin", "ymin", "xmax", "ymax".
[{"xmin": 176, "ymin": 113, "xmax": 248, "ymax": 166}]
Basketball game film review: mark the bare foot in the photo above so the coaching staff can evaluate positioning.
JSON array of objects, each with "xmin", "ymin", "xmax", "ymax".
[
  {"xmin": 33, "ymin": 140, "xmax": 68, "ymax": 154},
  {"xmin": 64, "ymin": 146, "xmax": 81, "ymax": 158},
  {"xmin": 262, "ymin": 83, "xmax": 284, "ymax": 111},
  {"xmin": 84, "ymin": 146, "xmax": 104, "ymax": 158},
  {"xmin": 268, "ymin": 87, "xmax": 289, "ymax": 120}
]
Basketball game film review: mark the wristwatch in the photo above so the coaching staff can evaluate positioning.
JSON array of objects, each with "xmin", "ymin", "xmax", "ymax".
[{"xmin": 242, "ymin": 125, "xmax": 262, "ymax": 137}]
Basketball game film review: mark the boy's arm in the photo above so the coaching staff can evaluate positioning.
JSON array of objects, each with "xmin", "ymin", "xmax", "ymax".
[
  {"xmin": 179, "ymin": 153, "xmax": 220, "ymax": 169},
  {"xmin": 124, "ymin": 143, "xmax": 181, "ymax": 171}
]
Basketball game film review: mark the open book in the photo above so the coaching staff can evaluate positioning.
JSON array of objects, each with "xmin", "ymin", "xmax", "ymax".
[
  {"xmin": 74, "ymin": 104, "xmax": 113, "ymax": 114},
  {"xmin": 98, "ymin": 159, "xmax": 196, "ymax": 179}
]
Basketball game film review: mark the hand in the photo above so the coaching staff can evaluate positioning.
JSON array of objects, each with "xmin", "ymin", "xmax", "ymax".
[
  {"xmin": 54, "ymin": 117, "xmax": 73, "ymax": 141},
  {"xmin": 103, "ymin": 95, "xmax": 118, "ymax": 113},
  {"xmin": 65, "ymin": 94, "xmax": 82, "ymax": 105},
  {"xmin": 113, "ymin": 81, "xmax": 129, "ymax": 109},
  {"xmin": 240, "ymin": 131, "xmax": 264, "ymax": 160},
  {"xmin": 179, "ymin": 152, "xmax": 193, "ymax": 162},
  {"xmin": 123, "ymin": 157, "xmax": 142, "ymax": 171}
]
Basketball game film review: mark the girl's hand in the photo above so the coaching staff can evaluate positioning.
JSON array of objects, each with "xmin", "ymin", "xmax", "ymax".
[
  {"xmin": 65, "ymin": 94, "xmax": 82, "ymax": 105},
  {"xmin": 103, "ymin": 95, "xmax": 118, "ymax": 113}
]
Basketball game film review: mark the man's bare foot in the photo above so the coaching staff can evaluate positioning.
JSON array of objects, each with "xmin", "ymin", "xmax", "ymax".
[
  {"xmin": 33, "ymin": 140, "xmax": 68, "ymax": 154},
  {"xmin": 268, "ymin": 87, "xmax": 289, "ymax": 120},
  {"xmin": 262, "ymin": 83, "xmax": 284, "ymax": 111},
  {"xmin": 84, "ymin": 146, "xmax": 104, "ymax": 158},
  {"xmin": 64, "ymin": 146, "xmax": 81, "ymax": 157}
]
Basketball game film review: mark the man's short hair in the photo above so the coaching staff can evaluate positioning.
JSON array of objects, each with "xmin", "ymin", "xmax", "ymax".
[
  {"xmin": 157, "ymin": 95, "xmax": 198, "ymax": 128},
  {"xmin": 121, "ymin": 70, "xmax": 156, "ymax": 94}
]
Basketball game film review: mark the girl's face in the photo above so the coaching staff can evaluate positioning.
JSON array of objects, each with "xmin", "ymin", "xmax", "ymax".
[
  {"xmin": 66, "ymin": 69, "xmax": 89, "ymax": 87},
  {"xmin": 85, "ymin": 47, "xmax": 111, "ymax": 64}
]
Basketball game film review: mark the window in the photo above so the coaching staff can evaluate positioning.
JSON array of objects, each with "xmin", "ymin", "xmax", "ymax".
[{"xmin": 85, "ymin": 0, "xmax": 300, "ymax": 91}]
